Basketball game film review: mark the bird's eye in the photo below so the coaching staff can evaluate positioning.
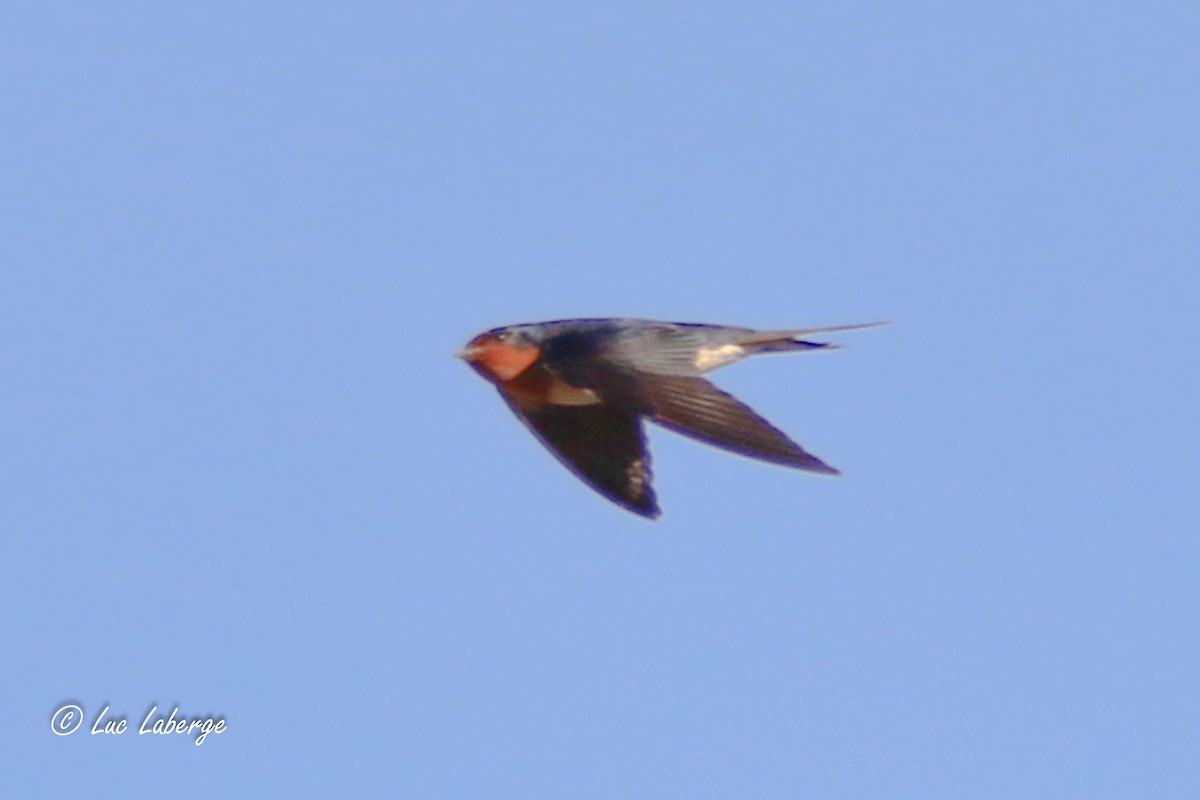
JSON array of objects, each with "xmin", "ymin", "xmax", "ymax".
[{"xmin": 494, "ymin": 331, "xmax": 512, "ymax": 342}]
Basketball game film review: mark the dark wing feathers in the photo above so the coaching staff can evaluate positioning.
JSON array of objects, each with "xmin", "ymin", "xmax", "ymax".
[
  {"xmin": 630, "ymin": 374, "xmax": 839, "ymax": 475},
  {"xmin": 502, "ymin": 393, "xmax": 660, "ymax": 518}
]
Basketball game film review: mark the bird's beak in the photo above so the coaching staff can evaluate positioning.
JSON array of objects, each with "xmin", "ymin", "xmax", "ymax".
[{"xmin": 455, "ymin": 345, "xmax": 482, "ymax": 361}]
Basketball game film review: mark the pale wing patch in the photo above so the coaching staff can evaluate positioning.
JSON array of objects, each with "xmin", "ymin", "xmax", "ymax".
[
  {"xmin": 626, "ymin": 456, "xmax": 650, "ymax": 497},
  {"xmin": 545, "ymin": 381, "xmax": 602, "ymax": 406},
  {"xmin": 694, "ymin": 344, "xmax": 745, "ymax": 372}
]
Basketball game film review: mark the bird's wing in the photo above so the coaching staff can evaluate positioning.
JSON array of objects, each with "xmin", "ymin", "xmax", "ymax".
[
  {"xmin": 501, "ymin": 393, "xmax": 660, "ymax": 519},
  {"xmin": 601, "ymin": 321, "xmax": 884, "ymax": 376},
  {"xmin": 616, "ymin": 372, "xmax": 839, "ymax": 474},
  {"xmin": 600, "ymin": 323, "xmax": 741, "ymax": 376}
]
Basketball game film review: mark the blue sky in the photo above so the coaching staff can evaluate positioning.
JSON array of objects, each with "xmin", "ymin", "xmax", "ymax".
[{"xmin": 3, "ymin": 2, "xmax": 1198, "ymax": 797}]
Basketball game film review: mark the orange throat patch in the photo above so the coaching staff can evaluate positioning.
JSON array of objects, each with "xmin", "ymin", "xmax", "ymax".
[{"xmin": 467, "ymin": 339, "xmax": 540, "ymax": 383}]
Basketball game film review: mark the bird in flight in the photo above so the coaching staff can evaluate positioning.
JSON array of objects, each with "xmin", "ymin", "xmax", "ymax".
[{"xmin": 458, "ymin": 318, "xmax": 880, "ymax": 519}]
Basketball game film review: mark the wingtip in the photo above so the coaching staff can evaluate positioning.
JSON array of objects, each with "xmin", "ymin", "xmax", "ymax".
[
  {"xmin": 791, "ymin": 453, "xmax": 841, "ymax": 475},
  {"xmin": 629, "ymin": 500, "xmax": 663, "ymax": 520}
]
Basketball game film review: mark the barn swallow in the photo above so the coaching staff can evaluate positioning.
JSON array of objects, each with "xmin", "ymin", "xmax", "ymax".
[{"xmin": 458, "ymin": 318, "xmax": 880, "ymax": 519}]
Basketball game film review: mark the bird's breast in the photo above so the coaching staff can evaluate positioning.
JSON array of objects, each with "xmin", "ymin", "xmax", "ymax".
[{"xmin": 504, "ymin": 366, "xmax": 602, "ymax": 407}]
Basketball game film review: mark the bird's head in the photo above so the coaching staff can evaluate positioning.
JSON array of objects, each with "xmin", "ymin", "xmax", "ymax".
[{"xmin": 457, "ymin": 325, "xmax": 542, "ymax": 383}]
